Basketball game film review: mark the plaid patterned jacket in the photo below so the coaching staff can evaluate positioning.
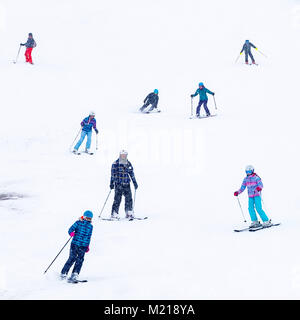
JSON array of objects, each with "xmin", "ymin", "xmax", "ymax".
[{"xmin": 110, "ymin": 159, "xmax": 137, "ymax": 187}]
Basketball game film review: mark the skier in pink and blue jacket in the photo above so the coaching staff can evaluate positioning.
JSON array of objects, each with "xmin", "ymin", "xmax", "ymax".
[{"xmin": 234, "ymin": 165, "xmax": 271, "ymax": 228}]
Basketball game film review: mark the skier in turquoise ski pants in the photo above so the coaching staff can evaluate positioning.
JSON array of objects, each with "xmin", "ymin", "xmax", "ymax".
[{"xmin": 234, "ymin": 165, "xmax": 271, "ymax": 227}]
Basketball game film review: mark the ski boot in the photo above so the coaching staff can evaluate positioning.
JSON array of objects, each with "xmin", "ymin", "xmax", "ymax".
[
  {"xmin": 72, "ymin": 149, "xmax": 80, "ymax": 155},
  {"xmin": 60, "ymin": 273, "xmax": 67, "ymax": 280},
  {"xmin": 262, "ymin": 219, "xmax": 272, "ymax": 227},
  {"xmin": 126, "ymin": 211, "xmax": 134, "ymax": 220},
  {"xmin": 111, "ymin": 211, "xmax": 120, "ymax": 220},
  {"xmin": 68, "ymin": 272, "xmax": 79, "ymax": 283},
  {"xmin": 85, "ymin": 149, "xmax": 93, "ymax": 155},
  {"xmin": 249, "ymin": 220, "xmax": 261, "ymax": 229}
]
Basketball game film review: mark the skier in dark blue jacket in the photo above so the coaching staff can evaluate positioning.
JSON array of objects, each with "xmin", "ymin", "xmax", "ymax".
[
  {"xmin": 60, "ymin": 211, "xmax": 93, "ymax": 283},
  {"xmin": 240, "ymin": 40, "xmax": 257, "ymax": 64},
  {"xmin": 139, "ymin": 89, "xmax": 159, "ymax": 113}
]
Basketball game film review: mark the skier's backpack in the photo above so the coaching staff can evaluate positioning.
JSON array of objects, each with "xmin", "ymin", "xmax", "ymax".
[{"xmin": 33, "ymin": 40, "xmax": 37, "ymax": 48}]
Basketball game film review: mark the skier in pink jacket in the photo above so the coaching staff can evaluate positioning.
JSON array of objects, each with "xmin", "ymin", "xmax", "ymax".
[{"xmin": 234, "ymin": 165, "xmax": 271, "ymax": 228}]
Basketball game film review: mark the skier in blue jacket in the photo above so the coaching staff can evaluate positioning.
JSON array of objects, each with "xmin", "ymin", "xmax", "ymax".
[
  {"xmin": 60, "ymin": 211, "xmax": 93, "ymax": 283},
  {"xmin": 191, "ymin": 82, "xmax": 215, "ymax": 117},
  {"xmin": 240, "ymin": 40, "xmax": 257, "ymax": 64},
  {"xmin": 73, "ymin": 111, "xmax": 99, "ymax": 154}
]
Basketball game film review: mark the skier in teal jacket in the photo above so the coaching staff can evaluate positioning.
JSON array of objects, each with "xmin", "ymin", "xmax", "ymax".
[{"xmin": 191, "ymin": 82, "xmax": 215, "ymax": 117}]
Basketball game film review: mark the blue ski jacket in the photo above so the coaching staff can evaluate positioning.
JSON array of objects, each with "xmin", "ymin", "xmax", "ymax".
[{"xmin": 68, "ymin": 218, "xmax": 93, "ymax": 247}]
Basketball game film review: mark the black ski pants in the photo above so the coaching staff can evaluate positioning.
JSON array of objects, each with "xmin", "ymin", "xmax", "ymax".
[{"xmin": 112, "ymin": 184, "xmax": 133, "ymax": 214}]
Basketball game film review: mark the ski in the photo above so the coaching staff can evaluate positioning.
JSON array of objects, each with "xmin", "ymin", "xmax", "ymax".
[
  {"xmin": 234, "ymin": 223, "xmax": 281, "ymax": 232},
  {"xmin": 129, "ymin": 216, "xmax": 148, "ymax": 221},
  {"xmin": 190, "ymin": 114, "xmax": 217, "ymax": 120},
  {"xmin": 234, "ymin": 226, "xmax": 251, "ymax": 232},
  {"xmin": 249, "ymin": 223, "xmax": 281, "ymax": 232},
  {"xmin": 67, "ymin": 279, "xmax": 88, "ymax": 284},
  {"xmin": 145, "ymin": 110, "xmax": 161, "ymax": 114},
  {"xmin": 100, "ymin": 216, "xmax": 148, "ymax": 221},
  {"xmin": 72, "ymin": 151, "xmax": 94, "ymax": 155}
]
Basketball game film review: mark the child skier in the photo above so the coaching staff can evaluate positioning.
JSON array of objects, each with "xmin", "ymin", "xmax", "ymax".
[
  {"xmin": 191, "ymin": 82, "xmax": 215, "ymax": 117},
  {"xmin": 60, "ymin": 210, "xmax": 93, "ymax": 283},
  {"xmin": 110, "ymin": 150, "xmax": 138, "ymax": 219},
  {"xmin": 240, "ymin": 40, "xmax": 258, "ymax": 65},
  {"xmin": 73, "ymin": 111, "xmax": 99, "ymax": 154},
  {"xmin": 20, "ymin": 33, "xmax": 36, "ymax": 64},
  {"xmin": 234, "ymin": 165, "xmax": 271, "ymax": 228},
  {"xmin": 139, "ymin": 89, "xmax": 159, "ymax": 113}
]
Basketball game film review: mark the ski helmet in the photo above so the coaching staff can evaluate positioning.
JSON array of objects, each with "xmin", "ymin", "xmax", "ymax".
[
  {"xmin": 199, "ymin": 82, "xmax": 204, "ymax": 87},
  {"xmin": 89, "ymin": 111, "xmax": 95, "ymax": 117},
  {"xmin": 83, "ymin": 210, "xmax": 93, "ymax": 219},
  {"xmin": 29, "ymin": 33, "xmax": 33, "ymax": 37},
  {"xmin": 154, "ymin": 89, "xmax": 159, "ymax": 94},
  {"xmin": 245, "ymin": 165, "xmax": 254, "ymax": 175},
  {"xmin": 245, "ymin": 40, "xmax": 249, "ymax": 43}
]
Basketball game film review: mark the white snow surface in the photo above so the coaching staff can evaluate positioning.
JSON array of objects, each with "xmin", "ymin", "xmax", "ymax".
[{"xmin": 0, "ymin": 0, "xmax": 300, "ymax": 299}]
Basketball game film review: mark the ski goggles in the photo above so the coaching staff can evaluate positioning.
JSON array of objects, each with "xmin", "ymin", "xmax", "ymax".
[{"xmin": 246, "ymin": 170, "xmax": 253, "ymax": 175}]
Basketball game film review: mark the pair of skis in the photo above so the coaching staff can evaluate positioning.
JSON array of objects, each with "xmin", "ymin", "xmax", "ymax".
[
  {"xmin": 72, "ymin": 150, "xmax": 94, "ymax": 156},
  {"xmin": 100, "ymin": 216, "xmax": 148, "ymax": 222},
  {"xmin": 140, "ymin": 109, "xmax": 161, "ymax": 114},
  {"xmin": 234, "ymin": 222, "xmax": 281, "ymax": 232},
  {"xmin": 189, "ymin": 114, "xmax": 217, "ymax": 120}
]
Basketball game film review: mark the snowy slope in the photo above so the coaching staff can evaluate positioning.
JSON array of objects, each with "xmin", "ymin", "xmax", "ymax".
[{"xmin": 0, "ymin": 0, "xmax": 300, "ymax": 299}]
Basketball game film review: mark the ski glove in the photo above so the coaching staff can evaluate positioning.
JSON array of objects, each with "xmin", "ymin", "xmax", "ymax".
[
  {"xmin": 234, "ymin": 191, "xmax": 239, "ymax": 196},
  {"xmin": 190, "ymin": 94, "xmax": 194, "ymax": 98},
  {"xmin": 133, "ymin": 182, "xmax": 138, "ymax": 189},
  {"xmin": 95, "ymin": 128, "xmax": 99, "ymax": 134},
  {"xmin": 86, "ymin": 246, "xmax": 89, "ymax": 253},
  {"xmin": 110, "ymin": 182, "xmax": 114, "ymax": 190},
  {"xmin": 256, "ymin": 187, "xmax": 262, "ymax": 192},
  {"xmin": 70, "ymin": 232, "xmax": 75, "ymax": 237}
]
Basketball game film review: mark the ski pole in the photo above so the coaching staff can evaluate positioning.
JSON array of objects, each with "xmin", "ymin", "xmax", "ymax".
[
  {"xmin": 213, "ymin": 95, "xmax": 218, "ymax": 110},
  {"xmin": 96, "ymin": 134, "xmax": 98, "ymax": 150},
  {"xmin": 98, "ymin": 189, "xmax": 112, "ymax": 218},
  {"xmin": 257, "ymin": 49, "xmax": 267, "ymax": 58},
  {"xmin": 13, "ymin": 45, "xmax": 22, "ymax": 64},
  {"xmin": 43, "ymin": 236, "xmax": 72, "ymax": 274},
  {"xmin": 133, "ymin": 189, "xmax": 137, "ymax": 213},
  {"xmin": 235, "ymin": 53, "xmax": 241, "ymax": 64},
  {"xmin": 236, "ymin": 196, "xmax": 247, "ymax": 223},
  {"xmin": 69, "ymin": 128, "xmax": 82, "ymax": 152},
  {"xmin": 190, "ymin": 97, "xmax": 193, "ymax": 118}
]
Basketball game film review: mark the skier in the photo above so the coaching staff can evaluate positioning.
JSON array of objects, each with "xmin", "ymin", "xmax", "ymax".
[
  {"xmin": 20, "ymin": 33, "xmax": 36, "ymax": 64},
  {"xmin": 139, "ymin": 89, "xmax": 159, "ymax": 113},
  {"xmin": 234, "ymin": 165, "xmax": 271, "ymax": 228},
  {"xmin": 110, "ymin": 150, "xmax": 138, "ymax": 219},
  {"xmin": 190, "ymin": 82, "xmax": 215, "ymax": 117},
  {"xmin": 240, "ymin": 40, "xmax": 257, "ymax": 65},
  {"xmin": 73, "ymin": 111, "xmax": 99, "ymax": 154},
  {"xmin": 60, "ymin": 210, "xmax": 93, "ymax": 283}
]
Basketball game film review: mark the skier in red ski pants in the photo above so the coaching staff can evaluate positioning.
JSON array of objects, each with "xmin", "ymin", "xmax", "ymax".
[
  {"xmin": 20, "ymin": 33, "xmax": 36, "ymax": 64},
  {"xmin": 25, "ymin": 47, "xmax": 33, "ymax": 64}
]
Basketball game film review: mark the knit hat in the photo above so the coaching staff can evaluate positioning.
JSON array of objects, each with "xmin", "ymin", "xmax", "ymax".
[{"xmin": 83, "ymin": 210, "xmax": 93, "ymax": 219}]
